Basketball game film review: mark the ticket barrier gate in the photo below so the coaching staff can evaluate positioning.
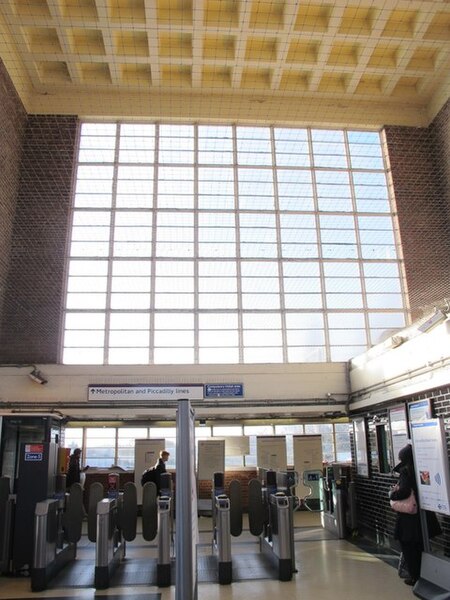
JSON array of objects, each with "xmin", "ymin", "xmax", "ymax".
[
  {"xmin": 248, "ymin": 470, "xmax": 297, "ymax": 581},
  {"xmin": 210, "ymin": 472, "xmax": 242, "ymax": 585},
  {"xmin": 320, "ymin": 464, "xmax": 356, "ymax": 539},
  {"xmin": 301, "ymin": 470, "xmax": 323, "ymax": 512},
  {"xmin": 94, "ymin": 497, "xmax": 125, "ymax": 589},
  {"xmin": 96, "ymin": 478, "xmax": 171, "ymax": 589},
  {"xmin": 31, "ymin": 499, "xmax": 76, "ymax": 591},
  {"xmin": 31, "ymin": 482, "xmax": 85, "ymax": 591}
]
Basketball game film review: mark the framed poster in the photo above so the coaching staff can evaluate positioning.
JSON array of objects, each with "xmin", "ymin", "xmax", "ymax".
[
  {"xmin": 256, "ymin": 436, "xmax": 287, "ymax": 471},
  {"xmin": 408, "ymin": 398, "xmax": 433, "ymax": 423},
  {"xmin": 389, "ymin": 404, "xmax": 409, "ymax": 466},
  {"xmin": 353, "ymin": 417, "xmax": 369, "ymax": 477},
  {"xmin": 197, "ymin": 439, "xmax": 225, "ymax": 480},
  {"xmin": 411, "ymin": 419, "xmax": 450, "ymax": 515}
]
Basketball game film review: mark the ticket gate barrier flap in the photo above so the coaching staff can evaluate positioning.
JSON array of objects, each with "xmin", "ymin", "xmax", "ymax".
[
  {"xmin": 142, "ymin": 482, "xmax": 158, "ymax": 542},
  {"xmin": 228, "ymin": 479, "xmax": 243, "ymax": 538},
  {"xmin": 31, "ymin": 499, "xmax": 76, "ymax": 592},
  {"xmin": 94, "ymin": 498, "xmax": 125, "ymax": 590},
  {"xmin": 118, "ymin": 482, "xmax": 137, "ymax": 542}
]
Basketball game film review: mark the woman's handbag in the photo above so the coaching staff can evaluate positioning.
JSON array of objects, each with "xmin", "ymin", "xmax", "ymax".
[{"xmin": 390, "ymin": 489, "xmax": 418, "ymax": 514}]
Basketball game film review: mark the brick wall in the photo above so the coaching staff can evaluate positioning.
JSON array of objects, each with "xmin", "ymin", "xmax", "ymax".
[
  {"xmin": 385, "ymin": 100, "xmax": 450, "ymax": 322},
  {"xmin": 198, "ymin": 469, "xmax": 257, "ymax": 510},
  {"xmin": 0, "ymin": 114, "xmax": 78, "ymax": 363},
  {"xmin": 0, "ymin": 97, "xmax": 448, "ymax": 363},
  {"xmin": 0, "ymin": 59, "xmax": 27, "ymax": 330},
  {"xmin": 432, "ymin": 101, "xmax": 450, "ymax": 219},
  {"xmin": 350, "ymin": 386, "xmax": 450, "ymax": 555}
]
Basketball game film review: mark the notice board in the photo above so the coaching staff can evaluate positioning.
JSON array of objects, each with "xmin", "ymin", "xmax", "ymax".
[
  {"xmin": 411, "ymin": 419, "xmax": 450, "ymax": 515},
  {"xmin": 197, "ymin": 439, "xmax": 225, "ymax": 480},
  {"xmin": 256, "ymin": 436, "xmax": 287, "ymax": 471}
]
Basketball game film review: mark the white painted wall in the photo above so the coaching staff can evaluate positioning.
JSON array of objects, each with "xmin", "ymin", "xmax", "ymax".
[
  {"xmin": 0, "ymin": 362, "xmax": 349, "ymax": 420},
  {"xmin": 350, "ymin": 318, "xmax": 450, "ymax": 410}
]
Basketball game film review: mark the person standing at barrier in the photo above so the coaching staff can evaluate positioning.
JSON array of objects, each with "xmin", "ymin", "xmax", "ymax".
[
  {"xmin": 389, "ymin": 444, "xmax": 441, "ymax": 586},
  {"xmin": 141, "ymin": 450, "xmax": 170, "ymax": 495},
  {"xmin": 154, "ymin": 450, "xmax": 170, "ymax": 495},
  {"xmin": 66, "ymin": 448, "xmax": 89, "ymax": 489}
]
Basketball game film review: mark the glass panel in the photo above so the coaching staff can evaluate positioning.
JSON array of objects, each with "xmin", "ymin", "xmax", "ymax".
[{"xmin": 66, "ymin": 123, "xmax": 406, "ymax": 365}]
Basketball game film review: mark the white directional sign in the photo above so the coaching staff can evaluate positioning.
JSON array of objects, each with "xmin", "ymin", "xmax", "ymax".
[{"xmin": 88, "ymin": 384, "xmax": 204, "ymax": 401}]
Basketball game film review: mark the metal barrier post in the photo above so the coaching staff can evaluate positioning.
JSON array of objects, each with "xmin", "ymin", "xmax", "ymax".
[
  {"xmin": 215, "ymin": 495, "xmax": 232, "ymax": 584},
  {"xmin": 335, "ymin": 487, "xmax": 346, "ymax": 539},
  {"xmin": 157, "ymin": 496, "xmax": 171, "ymax": 587},
  {"xmin": 95, "ymin": 498, "xmax": 125, "ymax": 589},
  {"xmin": 269, "ymin": 493, "xmax": 292, "ymax": 581},
  {"xmin": 31, "ymin": 499, "xmax": 76, "ymax": 592}
]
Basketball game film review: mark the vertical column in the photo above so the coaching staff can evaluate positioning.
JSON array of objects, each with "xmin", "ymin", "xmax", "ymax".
[{"xmin": 175, "ymin": 400, "xmax": 198, "ymax": 600}]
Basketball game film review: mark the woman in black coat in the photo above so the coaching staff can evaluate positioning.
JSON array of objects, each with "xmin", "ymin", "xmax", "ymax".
[{"xmin": 390, "ymin": 444, "xmax": 441, "ymax": 586}]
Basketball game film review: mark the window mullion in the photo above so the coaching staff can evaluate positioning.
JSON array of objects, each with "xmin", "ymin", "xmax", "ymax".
[
  {"xmin": 194, "ymin": 124, "xmax": 199, "ymax": 365},
  {"xmin": 272, "ymin": 126, "xmax": 288, "ymax": 363},
  {"xmin": 233, "ymin": 125, "xmax": 244, "ymax": 364},
  {"xmin": 150, "ymin": 124, "xmax": 159, "ymax": 364},
  {"xmin": 104, "ymin": 123, "xmax": 121, "ymax": 365},
  {"xmin": 309, "ymin": 128, "xmax": 329, "ymax": 361}
]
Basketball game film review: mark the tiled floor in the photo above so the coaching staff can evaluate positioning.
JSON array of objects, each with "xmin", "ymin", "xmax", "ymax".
[{"xmin": 0, "ymin": 512, "xmax": 415, "ymax": 600}]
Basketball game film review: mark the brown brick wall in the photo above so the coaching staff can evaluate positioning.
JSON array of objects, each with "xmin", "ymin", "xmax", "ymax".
[
  {"xmin": 384, "ymin": 100, "xmax": 450, "ymax": 321},
  {"xmin": 198, "ymin": 469, "xmax": 257, "ymax": 510},
  {"xmin": 0, "ymin": 59, "xmax": 27, "ymax": 330},
  {"xmin": 0, "ymin": 92, "xmax": 448, "ymax": 362},
  {"xmin": 0, "ymin": 114, "xmax": 78, "ymax": 363}
]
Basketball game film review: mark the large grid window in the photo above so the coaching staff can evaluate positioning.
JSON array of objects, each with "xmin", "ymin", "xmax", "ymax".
[
  {"xmin": 65, "ymin": 422, "xmax": 351, "ymax": 469},
  {"xmin": 63, "ymin": 123, "xmax": 407, "ymax": 365}
]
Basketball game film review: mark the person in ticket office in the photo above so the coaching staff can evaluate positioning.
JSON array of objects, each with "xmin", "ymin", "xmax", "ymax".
[
  {"xmin": 66, "ymin": 448, "xmax": 89, "ymax": 489},
  {"xmin": 389, "ymin": 444, "xmax": 441, "ymax": 586}
]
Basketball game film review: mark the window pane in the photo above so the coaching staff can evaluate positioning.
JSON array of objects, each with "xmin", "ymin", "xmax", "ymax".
[{"xmin": 65, "ymin": 123, "xmax": 406, "ymax": 365}]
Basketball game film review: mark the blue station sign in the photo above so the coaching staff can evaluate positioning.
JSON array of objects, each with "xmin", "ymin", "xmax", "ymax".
[{"xmin": 204, "ymin": 384, "xmax": 244, "ymax": 398}]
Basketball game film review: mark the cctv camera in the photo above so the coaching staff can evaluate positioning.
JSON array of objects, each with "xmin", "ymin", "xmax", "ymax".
[{"xmin": 29, "ymin": 369, "xmax": 48, "ymax": 385}]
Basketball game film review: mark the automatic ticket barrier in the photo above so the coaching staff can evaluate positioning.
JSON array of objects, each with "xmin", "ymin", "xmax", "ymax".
[
  {"xmin": 31, "ymin": 481, "xmax": 90, "ymax": 591},
  {"xmin": 31, "ymin": 498, "xmax": 77, "ymax": 591},
  {"xmin": 248, "ymin": 470, "xmax": 298, "ymax": 581},
  {"xmin": 301, "ymin": 470, "xmax": 323, "ymax": 512},
  {"xmin": 210, "ymin": 472, "xmax": 242, "ymax": 585},
  {"xmin": 321, "ymin": 464, "xmax": 356, "ymax": 539},
  {"xmin": 94, "ymin": 497, "xmax": 125, "ymax": 589}
]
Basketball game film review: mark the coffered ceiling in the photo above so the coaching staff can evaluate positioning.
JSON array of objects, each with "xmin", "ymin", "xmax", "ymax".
[{"xmin": 0, "ymin": 0, "xmax": 449, "ymax": 126}]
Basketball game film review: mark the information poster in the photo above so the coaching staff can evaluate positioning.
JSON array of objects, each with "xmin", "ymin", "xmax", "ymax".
[
  {"xmin": 353, "ymin": 417, "xmax": 369, "ymax": 477},
  {"xmin": 409, "ymin": 399, "xmax": 433, "ymax": 423},
  {"xmin": 134, "ymin": 438, "xmax": 165, "ymax": 504},
  {"xmin": 256, "ymin": 436, "xmax": 287, "ymax": 471},
  {"xmin": 411, "ymin": 419, "xmax": 450, "ymax": 515},
  {"xmin": 389, "ymin": 404, "xmax": 409, "ymax": 465},
  {"xmin": 197, "ymin": 439, "xmax": 225, "ymax": 480},
  {"xmin": 221, "ymin": 436, "xmax": 250, "ymax": 456}
]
